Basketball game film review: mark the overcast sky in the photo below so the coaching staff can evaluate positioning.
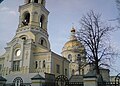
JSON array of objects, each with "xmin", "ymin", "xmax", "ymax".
[{"xmin": 0, "ymin": 0, "xmax": 120, "ymax": 75}]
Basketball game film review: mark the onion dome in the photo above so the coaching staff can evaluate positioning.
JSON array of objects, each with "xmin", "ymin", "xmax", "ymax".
[{"xmin": 62, "ymin": 27, "xmax": 85, "ymax": 53}]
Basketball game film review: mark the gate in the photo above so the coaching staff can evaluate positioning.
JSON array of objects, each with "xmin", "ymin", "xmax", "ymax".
[
  {"xmin": 115, "ymin": 73, "xmax": 120, "ymax": 86},
  {"xmin": 55, "ymin": 75, "xmax": 69, "ymax": 86},
  {"xmin": 54, "ymin": 75, "xmax": 84, "ymax": 86}
]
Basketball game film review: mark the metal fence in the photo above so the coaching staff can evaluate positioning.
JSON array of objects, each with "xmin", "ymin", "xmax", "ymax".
[
  {"xmin": 65, "ymin": 82, "xmax": 84, "ymax": 86},
  {"xmin": 98, "ymin": 82, "xmax": 119, "ymax": 86},
  {"xmin": 4, "ymin": 83, "xmax": 31, "ymax": 86}
]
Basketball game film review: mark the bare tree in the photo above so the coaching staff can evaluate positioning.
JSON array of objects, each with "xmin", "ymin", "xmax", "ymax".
[{"xmin": 77, "ymin": 11, "xmax": 116, "ymax": 74}]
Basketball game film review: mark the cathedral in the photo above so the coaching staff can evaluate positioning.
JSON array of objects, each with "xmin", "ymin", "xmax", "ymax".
[{"xmin": 0, "ymin": 0, "xmax": 110, "ymax": 85}]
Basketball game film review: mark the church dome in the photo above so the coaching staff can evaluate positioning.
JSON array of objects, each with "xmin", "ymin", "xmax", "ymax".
[
  {"xmin": 62, "ymin": 27, "xmax": 85, "ymax": 53},
  {"xmin": 62, "ymin": 39, "xmax": 84, "ymax": 52}
]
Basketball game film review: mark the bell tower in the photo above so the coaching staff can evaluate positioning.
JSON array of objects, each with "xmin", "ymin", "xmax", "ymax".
[
  {"xmin": 16, "ymin": 0, "xmax": 50, "ymax": 50},
  {"xmin": 0, "ymin": 0, "xmax": 50, "ymax": 76},
  {"xmin": 18, "ymin": 0, "xmax": 48, "ymax": 31}
]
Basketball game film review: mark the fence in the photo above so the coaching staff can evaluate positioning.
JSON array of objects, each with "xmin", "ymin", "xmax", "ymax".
[
  {"xmin": 98, "ymin": 82, "xmax": 119, "ymax": 86},
  {"xmin": 1, "ymin": 74, "xmax": 120, "ymax": 86},
  {"xmin": 65, "ymin": 82, "xmax": 84, "ymax": 86}
]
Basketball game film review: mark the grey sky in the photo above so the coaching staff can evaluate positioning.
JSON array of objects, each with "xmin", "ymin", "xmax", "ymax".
[{"xmin": 0, "ymin": 0, "xmax": 120, "ymax": 75}]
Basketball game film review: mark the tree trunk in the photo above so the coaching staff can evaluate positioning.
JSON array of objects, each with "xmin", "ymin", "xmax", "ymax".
[{"xmin": 95, "ymin": 61, "xmax": 100, "ymax": 74}]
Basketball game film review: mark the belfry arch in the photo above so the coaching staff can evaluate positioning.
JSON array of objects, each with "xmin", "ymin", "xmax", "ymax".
[
  {"xmin": 22, "ymin": 12, "xmax": 30, "ymax": 26},
  {"xmin": 40, "ymin": 14, "xmax": 45, "ymax": 29}
]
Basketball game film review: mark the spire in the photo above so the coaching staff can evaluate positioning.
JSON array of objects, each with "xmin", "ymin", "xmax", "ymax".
[{"xmin": 70, "ymin": 26, "xmax": 77, "ymax": 40}]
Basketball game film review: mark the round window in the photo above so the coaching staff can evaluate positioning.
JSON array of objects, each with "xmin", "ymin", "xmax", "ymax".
[{"xmin": 15, "ymin": 49, "xmax": 21, "ymax": 56}]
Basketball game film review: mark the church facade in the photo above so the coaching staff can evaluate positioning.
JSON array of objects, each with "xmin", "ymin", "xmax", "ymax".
[{"xmin": 0, "ymin": 0, "xmax": 110, "ymax": 85}]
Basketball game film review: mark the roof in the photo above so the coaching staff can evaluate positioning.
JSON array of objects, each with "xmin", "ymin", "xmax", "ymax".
[
  {"xmin": 31, "ymin": 74, "xmax": 45, "ymax": 80},
  {"xmin": 69, "ymin": 75, "xmax": 83, "ymax": 82},
  {"xmin": 84, "ymin": 70, "xmax": 104, "ymax": 82},
  {"xmin": 84, "ymin": 70, "xmax": 97, "ymax": 78},
  {"xmin": 0, "ymin": 76, "xmax": 7, "ymax": 81}
]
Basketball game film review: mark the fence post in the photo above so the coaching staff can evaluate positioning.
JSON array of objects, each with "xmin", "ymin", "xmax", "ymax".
[
  {"xmin": 31, "ymin": 74, "xmax": 45, "ymax": 86},
  {"xmin": 83, "ymin": 76, "xmax": 98, "ymax": 86}
]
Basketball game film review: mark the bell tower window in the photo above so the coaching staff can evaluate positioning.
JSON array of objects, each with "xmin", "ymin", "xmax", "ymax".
[
  {"xmin": 40, "ymin": 15, "xmax": 45, "ymax": 28},
  {"xmin": 22, "ymin": 12, "xmax": 30, "ymax": 26},
  {"xmin": 34, "ymin": 0, "xmax": 38, "ymax": 3}
]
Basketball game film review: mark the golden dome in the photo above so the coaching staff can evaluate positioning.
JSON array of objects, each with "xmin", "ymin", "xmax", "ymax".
[
  {"xmin": 62, "ymin": 27, "xmax": 85, "ymax": 53},
  {"xmin": 62, "ymin": 39, "xmax": 84, "ymax": 52}
]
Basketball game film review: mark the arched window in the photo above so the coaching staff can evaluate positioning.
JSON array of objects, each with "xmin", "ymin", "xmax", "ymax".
[
  {"xmin": 43, "ymin": 60, "xmax": 45, "ymax": 68},
  {"xmin": 68, "ymin": 54, "xmax": 72, "ymax": 61},
  {"xmin": 22, "ymin": 12, "xmax": 30, "ymax": 26},
  {"xmin": 19, "ymin": 35, "xmax": 28, "ymax": 40},
  {"xmin": 39, "ymin": 37, "xmax": 47, "ymax": 47},
  {"xmin": 35, "ymin": 61, "xmax": 38, "ymax": 69},
  {"xmin": 41, "ymin": 39, "xmax": 44, "ymax": 45},
  {"xmin": 34, "ymin": 0, "xmax": 38, "ymax": 3},
  {"xmin": 40, "ymin": 15, "xmax": 45, "ymax": 28}
]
